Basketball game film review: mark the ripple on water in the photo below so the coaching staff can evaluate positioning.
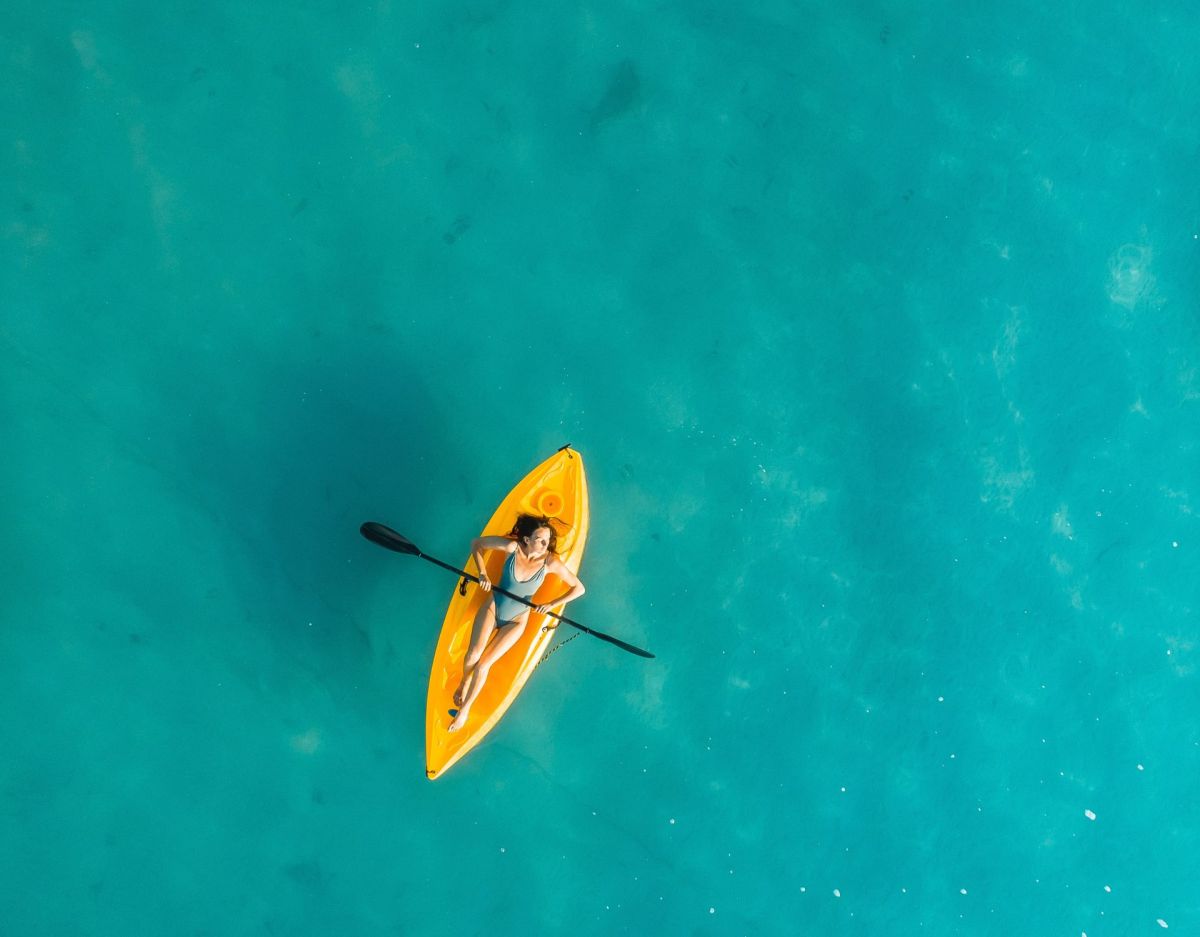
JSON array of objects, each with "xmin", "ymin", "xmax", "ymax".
[{"xmin": 1107, "ymin": 243, "xmax": 1157, "ymax": 310}]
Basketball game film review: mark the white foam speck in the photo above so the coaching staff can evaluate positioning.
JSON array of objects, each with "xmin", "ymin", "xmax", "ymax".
[
  {"xmin": 1157, "ymin": 919, "xmax": 1168, "ymax": 929},
  {"xmin": 709, "ymin": 908, "xmax": 715, "ymax": 914},
  {"xmin": 1084, "ymin": 809, "xmax": 1096, "ymax": 821},
  {"xmin": 960, "ymin": 888, "xmax": 968, "ymax": 895},
  {"xmin": 1137, "ymin": 764, "xmax": 1145, "ymax": 771},
  {"xmin": 669, "ymin": 818, "xmax": 676, "ymax": 825},
  {"xmin": 833, "ymin": 889, "xmax": 841, "ymax": 898},
  {"xmin": 1104, "ymin": 885, "xmax": 1111, "ymax": 893}
]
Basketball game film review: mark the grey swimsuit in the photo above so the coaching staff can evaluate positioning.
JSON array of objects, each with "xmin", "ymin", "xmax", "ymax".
[{"xmin": 493, "ymin": 549, "xmax": 547, "ymax": 625}]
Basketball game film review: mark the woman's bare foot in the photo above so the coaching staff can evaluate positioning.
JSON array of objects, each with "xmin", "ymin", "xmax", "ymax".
[
  {"xmin": 448, "ymin": 707, "xmax": 469, "ymax": 732},
  {"xmin": 453, "ymin": 669, "xmax": 477, "ymax": 707}
]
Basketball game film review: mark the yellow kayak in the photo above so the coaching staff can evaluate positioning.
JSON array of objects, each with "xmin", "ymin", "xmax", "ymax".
[{"xmin": 425, "ymin": 446, "xmax": 589, "ymax": 779}]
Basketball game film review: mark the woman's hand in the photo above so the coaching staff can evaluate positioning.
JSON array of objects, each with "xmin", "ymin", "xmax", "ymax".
[
  {"xmin": 535, "ymin": 603, "xmax": 552, "ymax": 614},
  {"xmin": 478, "ymin": 573, "xmax": 492, "ymax": 592}
]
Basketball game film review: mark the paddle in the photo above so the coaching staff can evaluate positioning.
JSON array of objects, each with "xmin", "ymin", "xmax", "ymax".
[{"xmin": 360, "ymin": 522, "xmax": 655, "ymax": 659}]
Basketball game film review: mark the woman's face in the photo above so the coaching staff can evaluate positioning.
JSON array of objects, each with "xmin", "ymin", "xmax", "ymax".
[{"xmin": 523, "ymin": 527, "xmax": 551, "ymax": 556}]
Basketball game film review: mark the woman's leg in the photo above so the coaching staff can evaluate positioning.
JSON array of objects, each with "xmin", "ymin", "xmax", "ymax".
[
  {"xmin": 448, "ymin": 618, "xmax": 527, "ymax": 732},
  {"xmin": 454, "ymin": 600, "xmax": 496, "ymax": 705}
]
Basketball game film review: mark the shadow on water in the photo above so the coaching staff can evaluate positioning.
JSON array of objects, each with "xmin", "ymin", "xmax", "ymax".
[
  {"xmin": 587, "ymin": 59, "xmax": 640, "ymax": 133},
  {"xmin": 175, "ymin": 333, "xmax": 474, "ymax": 734}
]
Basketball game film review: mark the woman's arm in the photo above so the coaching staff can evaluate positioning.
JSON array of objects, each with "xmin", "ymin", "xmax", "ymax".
[
  {"xmin": 536, "ymin": 557, "xmax": 586, "ymax": 614},
  {"xmin": 470, "ymin": 536, "xmax": 513, "ymax": 590}
]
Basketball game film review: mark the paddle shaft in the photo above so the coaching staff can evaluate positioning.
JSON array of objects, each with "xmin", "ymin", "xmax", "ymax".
[{"xmin": 358, "ymin": 522, "xmax": 654, "ymax": 658}]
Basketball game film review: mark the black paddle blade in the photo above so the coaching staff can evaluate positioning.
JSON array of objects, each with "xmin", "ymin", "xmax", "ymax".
[
  {"xmin": 596, "ymin": 632, "xmax": 655, "ymax": 658},
  {"xmin": 360, "ymin": 522, "xmax": 421, "ymax": 556}
]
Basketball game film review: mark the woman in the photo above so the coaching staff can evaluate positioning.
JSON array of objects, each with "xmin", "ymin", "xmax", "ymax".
[{"xmin": 448, "ymin": 514, "xmax": 585, "ymax": 732}]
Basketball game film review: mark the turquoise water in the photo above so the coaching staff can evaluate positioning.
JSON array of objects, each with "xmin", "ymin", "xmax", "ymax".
[{"xmin": 4, "ymin": 0, "xmax": 1199, "ymax": 933}]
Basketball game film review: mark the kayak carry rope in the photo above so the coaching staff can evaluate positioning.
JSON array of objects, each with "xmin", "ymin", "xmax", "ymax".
[
  {"xmin": 360, "ymin": 522, "xmax": 655, "ymax": 659},
  {"xmin": 535, "ymin": 630, "xmax": 580, "ymax": 671}
]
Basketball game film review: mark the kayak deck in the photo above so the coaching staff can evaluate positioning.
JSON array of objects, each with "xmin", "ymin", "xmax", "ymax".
[{"xmin": 424, "ymin": 447, "xmax": 589, "ymax": 779}]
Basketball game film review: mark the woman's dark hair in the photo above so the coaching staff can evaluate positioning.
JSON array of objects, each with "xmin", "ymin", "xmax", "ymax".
[{"xmin": 509, "ymin": 514, "xmax": 558, "ymax": 555}]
